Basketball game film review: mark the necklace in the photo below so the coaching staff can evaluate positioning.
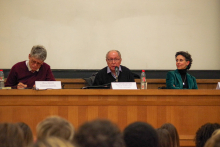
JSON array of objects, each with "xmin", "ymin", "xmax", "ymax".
[{"xmin": 183, "ymin": 75, "xmax": 186, "ymax": 85}]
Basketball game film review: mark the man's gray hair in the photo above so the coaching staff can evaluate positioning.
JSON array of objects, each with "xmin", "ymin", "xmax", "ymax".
[
  {"xmin": 30, "ymin": 45, "xmax": 47, "ymax": 61},
  {"xmin": 106, "ymin": 50, "xmax": 121, "ymax": 59}
]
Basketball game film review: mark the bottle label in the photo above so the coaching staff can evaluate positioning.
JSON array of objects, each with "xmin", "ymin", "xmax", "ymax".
[
  {"xmin": 143, "ymin": 77, "xmax": 146, "ymax": 82},
  {"xmin": 0, "ymin": 77, "xmax": 4, "ymax": 81}
]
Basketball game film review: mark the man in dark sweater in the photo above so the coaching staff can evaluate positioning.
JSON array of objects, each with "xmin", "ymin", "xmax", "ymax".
[
  {"xmin": 5, "ymin": 45, "xmax": 55, "ymax": 89},
  {"xmin": 93, "ymin": 50, "xmax": 134, "ymax": 86}
]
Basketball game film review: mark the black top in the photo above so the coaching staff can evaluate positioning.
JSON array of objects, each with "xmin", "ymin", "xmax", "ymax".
[
  {"xmin": 93, "ymin": 65, "xmax": 135, "ymax": 86},
  {"xmin": 178, "ymin": 69, "xmax": 188, "ymax": 88}
]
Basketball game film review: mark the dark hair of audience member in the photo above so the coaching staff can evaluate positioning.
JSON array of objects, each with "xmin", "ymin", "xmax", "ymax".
[
  {"xmin": 36, "ymin": 116, "xmax": 74, "ymax": 141},
  {"xmin": 31, "ymin": 137, "xmax": 75, "ymax": 147},
  {"xmin": 195, "ymin": 123, "xmax": 220, "ymax": 147},
  {"xmin": 74, "ymin": 119, "xmax": 124, "ymax": 147},
  {"xmin": 204, "ymin": 133, "xmax": 220, "ymax": 147},
  {"xmin": 123, "ymin": 121, "xmax": 159, "ymax": 147},
  {"xmin": 156, "ymin": 128, "xmax": 173, "ymax": 147},
  {"xmin": 17, "ymin": 122, "xmax": 34, "ymax": 147},
  {"xmin": 160, "ymin": 123, "xmax": 180, "ymax": 147},
  {"xmin": 0, "ymin": 122, "xmax": 25, "ymax": 147}
]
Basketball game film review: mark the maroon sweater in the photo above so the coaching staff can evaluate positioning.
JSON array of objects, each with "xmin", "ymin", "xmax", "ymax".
[{"xmin": 5, "ymin": 61, "xmax": 55, "ymax": 89}]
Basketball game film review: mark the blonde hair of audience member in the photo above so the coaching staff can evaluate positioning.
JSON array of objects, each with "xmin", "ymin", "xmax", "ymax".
[
  {"xmin": 160, "ymin": 123, "xmax": 180, "ymax": 147},
  {"xmin": 212, "ymin": 129, "xmax": 220, "ymax": 137},
  {"xmin": 32, "ymin": 137, "xmax": 75, "ymax": 147},
  {"xmin": 157, "ymin": 128, "xmax": 173, "ymax": 147},
  {"xmin": 17, "ymin": 122, "xmax": 34, "ymax": 147},
  {"xmin": 204, "ymin": 133, "xmax": 220, "ymax": 147},
  {"xmin": 0, "ymin": 123, "xmax": 25, "ymax": 147},
  {"xmin": 36, "ymin": 116, "xmax": 74, "ymax": 141}
]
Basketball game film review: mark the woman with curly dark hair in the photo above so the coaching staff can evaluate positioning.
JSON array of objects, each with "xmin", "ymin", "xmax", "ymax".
[
  {"xmin": 195, "ymin": 123, "xmax": 220, "ymax": 147},
  {"xmin": 166, "ymin": 51, "xmax": 198, "ymax": 89}
]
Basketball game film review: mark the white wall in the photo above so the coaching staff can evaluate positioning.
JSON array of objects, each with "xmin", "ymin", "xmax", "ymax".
[{"xmin": 0, "ymin": 0, "xmax": 219, "ymax": 70}]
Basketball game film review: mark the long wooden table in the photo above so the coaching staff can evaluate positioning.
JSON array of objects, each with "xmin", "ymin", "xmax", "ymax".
[
  {"xmin": 57, "ymin": 79, "xmax": 220, "ymax": 89},
  {"xmin": 1, "ymin": 89, "xmax": 220, "ymax": 147},
  {"xmin": 4, "ymin": 78, "xmax": 220, "ymax": 89}
]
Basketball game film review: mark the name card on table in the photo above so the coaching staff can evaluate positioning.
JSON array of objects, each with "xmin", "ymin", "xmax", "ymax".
[
  {"xmin": 111, "ymin": 82, "xmax": 137, "ymax": 89},
  {"xmin": 35, "ymin": 81, "xmax": 61, "ymax": 90},
  {"xmin": 216, "ymin": 82, "xmax": 220, "ymax": 89}
]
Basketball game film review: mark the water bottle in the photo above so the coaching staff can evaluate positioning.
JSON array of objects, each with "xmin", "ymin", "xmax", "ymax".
[
  {"xmin": 0, "ymin": 69, "xmax": 4, "ymax": 89},
  {"xmin": 140, "ymin": 70, "xmax": 147, "ymax": 89}
]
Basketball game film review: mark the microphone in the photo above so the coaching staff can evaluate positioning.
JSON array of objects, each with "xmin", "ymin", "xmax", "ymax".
[{"xmin": 115, "ymin": 66, "xmax": 119, "ymax": 82}]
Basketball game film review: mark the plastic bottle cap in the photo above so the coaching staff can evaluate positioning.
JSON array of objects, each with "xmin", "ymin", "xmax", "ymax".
[{"xmin": 142, "ymin": 70, "xmax": 145, "ymax": 72}]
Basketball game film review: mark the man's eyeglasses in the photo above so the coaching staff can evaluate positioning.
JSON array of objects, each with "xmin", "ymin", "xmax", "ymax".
[
  {"xmin": 30, "ymin": 58, "xmax": 43, "ymax": 66},
  {"xmin": 107, "ymin": 58, "xmax": 121, "ymax": 63}
]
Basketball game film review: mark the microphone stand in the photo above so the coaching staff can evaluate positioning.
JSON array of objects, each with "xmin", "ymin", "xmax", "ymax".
[
  {"xmin": 116, "ymin": 76, "xmax": 118, "ymax": 82},
  {"xmin": 115, "ymin": 66, "xmax": 119, "ymax": 82}
]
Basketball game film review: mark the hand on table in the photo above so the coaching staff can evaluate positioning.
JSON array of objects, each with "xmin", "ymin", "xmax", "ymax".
[{"xmin": 17, "ymin": 82, "xmax": 27, "ymax": 89}]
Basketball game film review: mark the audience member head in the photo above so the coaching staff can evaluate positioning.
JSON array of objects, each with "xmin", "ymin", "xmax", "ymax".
[
  {"xmin": 204, "ymin": 133, "xmax": 220, "ymax": 147},
  {"xmin": 36, "ymin": 116, "xmax": 74, "ymax": 141},
  {"xmin": 161, "ymin": 123, "xmax": 180, "ymax": 147},
  {"xmin": 175, "ymin": 51, "xmax": 192, "ymax": 69},
  {"xmin": 156, "ymin": 128, "xmax": 173, "ymax": 147},
  {"xmin": 195, "ymin": 123, "xmax": 220, "ymax": 147},
  {"xmin": 17, "ymin": 122, "xmax": 34, "ymax": 147},
  {"xmin": 0, "ymin": 122, "xmax": 24, "ymax": 147},
  {"xmin": 212, "ymin": 129, "xmax": 220, "ymax": 137},
  {"xmin": 123, "ymin": 121, "xmax": 159, "ymax": 147},
  {"xmin": 74, "ymin": 119, "xmax": 123, "ymax": 147},
  {"xmin": 32, "ymin": 137, "xmax": 75, "ymax": 147},
  {"xmin": 105, "ymin": 50, "xmax": 122, "ymax": 74}
]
